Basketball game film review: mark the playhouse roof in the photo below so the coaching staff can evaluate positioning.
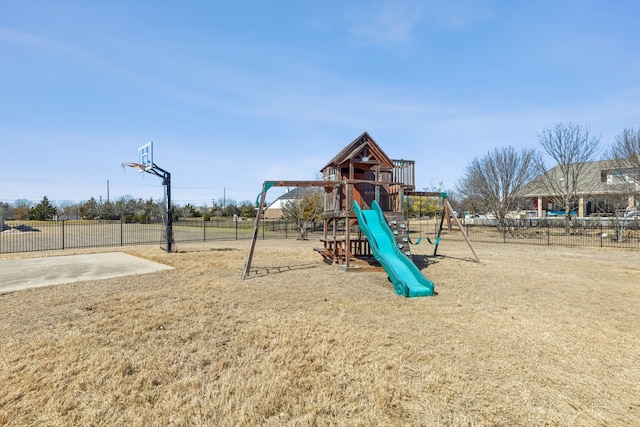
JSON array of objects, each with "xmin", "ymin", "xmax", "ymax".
[{"xmin": 321, "ymin": 132, "xmax": 395, "ymax": 171}]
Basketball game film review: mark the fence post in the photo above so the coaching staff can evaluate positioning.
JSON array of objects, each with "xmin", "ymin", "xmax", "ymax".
[
  {"xmin": 547, "ymin": 222, "xmax": 550, "ymax": 245},
  {"xmin": 61, "ymin": 220, "xmax": 65, "ymax": 250},
  {"xmin": 600, "ymin": 223, "xmax": 603, "ymax": 247},
  {"xmin": 235, "ymin": 219, "xmax": 238, "ymax": 240},
  {"xmin": 120, "ymin": 218, "xmax": 124, "ymax": 246},
  {"xmin": 203, "ymin": 220, "xmax": 206, "ymax": 242}
]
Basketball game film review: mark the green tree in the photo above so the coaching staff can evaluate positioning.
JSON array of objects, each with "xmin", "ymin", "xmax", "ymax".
[
  {"xmin": 100, "ymin": 201, "xmax": 116, "ymax": 220},
  {"xmin": 144, "ymin": 198, "xmax": 162, "ymax": 221},
  {"xmin": 221, "ymin": 200, "xmax": 241, "ymax": 217},
  {"xmin": 79, "ymin": 197, "xmax": 100, "ymax": 220},
  {"xmin": 182, "ymin": 204, "xmax": 202, "ymax": 218},
  {"xmin": 29, "ymin": 196, "xmax": 58, "ymax": 220},
  {"xmin": 240, "ymin": 201, "xmax": 257, "ymax": 219},
  {"xmin": 406, "ymin": 195, "xmax": 440, "ymax": 218},
  {"xmin": 282, "ymin": 190, "xmax": 323, "ymax": 239},
  {"xmin": 113, "ymin": 195, "xmax": 135, "ymax": 219}
]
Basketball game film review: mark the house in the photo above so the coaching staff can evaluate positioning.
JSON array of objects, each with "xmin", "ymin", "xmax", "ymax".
[
  {"xmin": 56, "ymin": 213, "xmax": 82, "ymax": 220},
  {"xmin": 523, "ymin": 159, "xmax": 639, "ymax": 217},
  {"xmin": 263, "ymin": 187, "xmax": 320, "ymax": 220}
]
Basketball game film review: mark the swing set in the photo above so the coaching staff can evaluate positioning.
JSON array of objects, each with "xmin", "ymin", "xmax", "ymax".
[
  {"xmin": 241, "ymin": 133, "xmax": 480, "ymax": 281},
  {"xmin": 404, "ymin": 191, "xmax": 480, "ymax": 262}
]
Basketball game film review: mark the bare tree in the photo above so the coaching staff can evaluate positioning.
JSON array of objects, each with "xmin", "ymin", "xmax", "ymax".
[
  {"xmin": 536, "ymin": 122, "xmax": 601, "ymax": 224},
  {"xmin": 282, "ymin": 190, "xmax": 323, "ymax": 239},
  {"xmin": 13, "ymin": 199, "xmax": 32, "ymax": 220},
  {"xmin": 607, "ymin": 128, "xmax": 640, "ymax": 205},
  {"xmin": 457, "ymin": 146, "xmax": 540, "ymax": 230},
  {"xmin": 56, "ymin": 200, "xmax": 81, "ymax": 219},
  {"xmin": 608, "ymin": 128, "xmax": 640, "ymax": 172}
]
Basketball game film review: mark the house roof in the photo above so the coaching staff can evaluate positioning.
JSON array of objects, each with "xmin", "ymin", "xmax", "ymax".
[
  {"xmin": 523, "ymin": 159, "xmax": 637, "ymax": 197},
  {"xmin": 320, "ymin": 131, "xmax": 395, "ymax": 171},
  {"xmin": 265, "ymin": 187, "xmax": 321, "ymax": 210},
  {"xmin": 278, "ymin": 187, "xmax": 319, "ymax": 200}
]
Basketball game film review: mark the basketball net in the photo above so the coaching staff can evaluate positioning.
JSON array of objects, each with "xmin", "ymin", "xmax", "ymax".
[{"xmin": 120, "ymin": 162, "xmax": 147, "ymax": 173}]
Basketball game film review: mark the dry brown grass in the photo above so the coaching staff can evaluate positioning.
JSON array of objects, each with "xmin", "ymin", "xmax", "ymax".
[{"xmin": 1, "ymin": 238, "xmax": 639, "ymax": 426}]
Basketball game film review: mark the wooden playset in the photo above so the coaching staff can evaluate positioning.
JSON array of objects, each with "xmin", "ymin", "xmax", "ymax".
[{"xmin": 242, "ymin": 132, "xmax": 478, "ymax": 279}]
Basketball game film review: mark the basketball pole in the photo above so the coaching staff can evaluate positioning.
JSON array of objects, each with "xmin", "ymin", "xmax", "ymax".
[
  {"xmin": 143, "ymin": 163, "xmax": 173, "ymax": 253},
  {"xmin": 122, "ymin": 142, "xmax": 173, "ymax": 253}
]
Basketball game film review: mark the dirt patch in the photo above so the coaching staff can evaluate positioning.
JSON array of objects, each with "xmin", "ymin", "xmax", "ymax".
[{"xmin": 0, "ymin": 239, "xmax": 638, "ymax": 425}]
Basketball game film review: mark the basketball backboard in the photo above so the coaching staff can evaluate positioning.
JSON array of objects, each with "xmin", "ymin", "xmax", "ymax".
[{"xmin": 138, "ymin": 142, "xmax": 153, "ymax": 171}]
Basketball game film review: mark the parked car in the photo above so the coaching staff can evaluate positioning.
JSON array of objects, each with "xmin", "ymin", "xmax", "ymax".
[{"xmin": 625, "ymin": 209, "xmax": 639, "ymax": 218}]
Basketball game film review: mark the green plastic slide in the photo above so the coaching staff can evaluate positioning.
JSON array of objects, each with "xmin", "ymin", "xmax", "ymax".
[{"xmin": 353, "ymin": 201, "xmax": 435, "ymax": 297}]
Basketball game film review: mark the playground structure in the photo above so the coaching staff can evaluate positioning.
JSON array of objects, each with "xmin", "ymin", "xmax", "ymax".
[{"xmin": 242, "ymin": 132, "xmax": 479, "ymax": 295}]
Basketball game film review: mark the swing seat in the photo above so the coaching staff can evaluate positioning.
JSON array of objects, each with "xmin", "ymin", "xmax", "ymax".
[
  {"xmin": 426, "ymin": 236, "xmax": 441, "ymax": 245},
  {"xmin": 407, "ymin": 236, "xmax": 422, "ymax": 245}
]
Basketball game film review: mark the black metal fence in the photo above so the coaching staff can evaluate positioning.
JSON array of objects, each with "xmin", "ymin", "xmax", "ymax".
[
  {"xmin": 3, "ymin": 216, "xmax": 640, "ymax": 254},
  {"xmin": 438, "ymin": 217, "xmax": 640, "ymax": 249},
  {"xmin": 0, "ymin": 219, "xmax": 300, "ymax": 254}
]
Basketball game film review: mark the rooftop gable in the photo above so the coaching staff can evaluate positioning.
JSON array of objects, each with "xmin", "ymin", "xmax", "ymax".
[{"xmin": 321, "ymin": 132, "xmax": 395, "ymax": 172}]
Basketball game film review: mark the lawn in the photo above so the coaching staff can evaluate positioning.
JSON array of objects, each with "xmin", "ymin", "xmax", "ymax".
[{"xmin": 0, "ymin": 238, "xmax": 638, "ymax": 425}]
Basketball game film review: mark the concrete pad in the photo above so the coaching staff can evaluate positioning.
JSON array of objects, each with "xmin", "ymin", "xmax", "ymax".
[{"xmin": 0, "ymin": 252, "xmax": 173, "ymax": 293}]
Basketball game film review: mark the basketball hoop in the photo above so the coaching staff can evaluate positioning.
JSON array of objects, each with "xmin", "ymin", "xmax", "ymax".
[
  {"xmin": 120, "ymin": 141, "xmax": 173, "ymax": 252},
  {"xmin": 120, "ymin": 162, "xmax": 148, "ymax": 173},
  {"xmin": 121, "ymin": 142, "xmax": 153, "ymax": 173}
]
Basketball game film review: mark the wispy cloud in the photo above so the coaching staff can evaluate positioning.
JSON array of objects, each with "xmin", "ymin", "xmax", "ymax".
[
  {"xmin": 345, "ymin": 1, "xmax": 424, "ymax": 47},
  {"xmin": 342, "ymin": 0, "xmax": 494, "ymax": 47},
  {"xmin": 0, "ymin": 27, "xmax": 67, "ymax": 51},
  {"xmin": 0, "ymin": 27, "xmax": 135, "ymax": 79},
  {"xmin": 427, "ymin": 0, "xmax": 496, "ymax": 30},
  {"xmin": 0, "ymin": 27, "xmax": 221, "ymax": 110}
]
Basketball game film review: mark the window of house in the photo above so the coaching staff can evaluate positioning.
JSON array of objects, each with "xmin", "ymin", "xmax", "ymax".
[{"xmin": 608, "ymin": 169, "xmax": 627, "ymax": 184}]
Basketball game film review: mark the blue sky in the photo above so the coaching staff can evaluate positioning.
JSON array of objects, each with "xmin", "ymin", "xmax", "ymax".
[{"xmin": 2, "ymin": 0, "xmax": 640, "ymax": 206}]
